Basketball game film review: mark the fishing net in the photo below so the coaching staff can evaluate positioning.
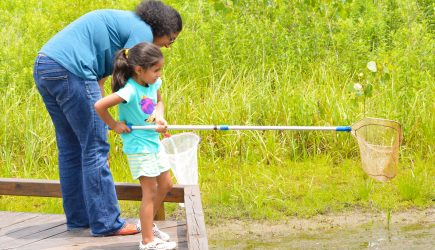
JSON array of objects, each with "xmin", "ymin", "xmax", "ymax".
[
  {"xmin": 161, "ymin": 132, "xmax": 201, "ymax": 185},
  {"xmin": 351, "ymin": 118, "xmax": 403, "ymax": 182},
  {"xmin": 161, "ymin": 132, "xmax": 200, "ymax": 207},
  {"xmin": 138, "ymin": 118, "xmax": 402, "ymax": 182}
]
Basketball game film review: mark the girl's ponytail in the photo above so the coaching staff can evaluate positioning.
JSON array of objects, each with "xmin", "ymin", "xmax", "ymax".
[
  {"xmin": 112, "ymin": 43, "xmax": 163, "ymax": 92},
  {"xmin": 112, "ymin": 49, "xmax": 133, "ymax": 92}
]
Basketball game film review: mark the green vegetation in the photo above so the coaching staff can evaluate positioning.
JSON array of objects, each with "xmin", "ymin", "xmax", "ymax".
[{"xmin": 0, "ymin": 0, "xmax": 433, "ymax": 222}]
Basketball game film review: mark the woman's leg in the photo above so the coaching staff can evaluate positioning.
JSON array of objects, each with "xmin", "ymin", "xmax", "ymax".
[
  {"xmin": 33, "ymin": 55, "xmax": 88, "ymax": 229},
  {"xmin": 33, "ymin": 55, "xmax": 124, "ymax": 235},
  {"xmin": 139, "ymin": 176, "xmax": 157, "ymax": 244},
  {"xmin": 74, "ymin": 78, "xmax": 125, "ymax": 236},
  {"xmin": 67, "ymin": 77, "xmax": 126, "ymax": 235}
]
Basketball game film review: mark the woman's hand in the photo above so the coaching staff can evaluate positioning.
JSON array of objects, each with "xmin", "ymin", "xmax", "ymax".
[{"xmin": 111, "ymin": 121, "xmax": 131, "ymax": 134}]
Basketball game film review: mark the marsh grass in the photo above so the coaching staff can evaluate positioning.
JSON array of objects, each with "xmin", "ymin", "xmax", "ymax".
[{"xmin": 0, "ymin": 0, "xmax": 433, "ymax": 220}]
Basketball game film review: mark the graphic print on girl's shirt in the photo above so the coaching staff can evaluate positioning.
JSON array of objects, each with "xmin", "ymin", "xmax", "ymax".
[{"xmin": 140, "ymin": 95, "xmax": 156, "ymax": 123}]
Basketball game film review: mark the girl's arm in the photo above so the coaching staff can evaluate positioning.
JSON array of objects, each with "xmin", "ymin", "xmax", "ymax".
[
  {"xmin": 94, "ymin": 94, "xmax": 131, "ymax": 134},
  {"xmin": 155, "ymin": 90, "xmax": 167, "ymax": 133}
]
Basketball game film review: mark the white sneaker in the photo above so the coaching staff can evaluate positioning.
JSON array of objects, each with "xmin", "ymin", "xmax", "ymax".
[
  {"xmin": 139, "ymin": 238, "xmax": 176, "ymax": 250},
  {"xmin": 136, "ymin": 221, "xmax": 171, "ymax": 241},
  {"xmin": 152, "ymin": 223, "xmax": 170, "ymax": 241}
]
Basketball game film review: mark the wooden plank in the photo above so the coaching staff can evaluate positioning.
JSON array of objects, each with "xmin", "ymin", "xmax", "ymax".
[
  {"xmin": 0, "ymin": 179, "xmax": 208, "ymax": 249},
  {"xmin": 0, "ymin": 212, "xmax": 39, "ymax": 230},
  {"xmin": 0, "ymin": 178, "xmax": 61, "ymax": 198},
  {"xmin": 115, "ymin": 182, "xmax": 185, "ymax": 202},
  {"xmin": 0, "ymin": 178, "xmax": 184, "ymax": 202},
  {"xmin": 0, "ymin": 212, "xmax": 189, "ymax": 249},
  {"xmin": 26, "ymin": 220, "xmax": 188, "ymax": 250},
  {"xmin": 0, "ymin": 213, "xmax": 66, "ymax": 248},
  {"xmin": 184, "ymin": 185, "xmax": 208, "ymax": 250}
]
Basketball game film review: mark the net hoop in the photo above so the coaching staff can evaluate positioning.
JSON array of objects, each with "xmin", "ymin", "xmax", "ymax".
[{"xmin": 351, "ymin": 118, "xmax": 403, "ymax": 182}]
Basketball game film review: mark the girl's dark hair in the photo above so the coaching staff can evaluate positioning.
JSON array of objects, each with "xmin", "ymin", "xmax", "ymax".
[
  {"xmin": 112, "ymin": 42, "xmax": 163, "ymax": 92},
  {"xmin": 136, "ymin": 0, "xmax": 182, "ymax": 37}
]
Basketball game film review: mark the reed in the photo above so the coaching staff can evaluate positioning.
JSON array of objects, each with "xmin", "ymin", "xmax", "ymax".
[{"xmin": 0, "ymin": 0, "xmax": 433, "ymax": 220}]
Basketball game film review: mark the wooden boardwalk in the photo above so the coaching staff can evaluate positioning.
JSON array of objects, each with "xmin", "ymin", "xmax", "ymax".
[
  {"xmin": 0, "ymin": 211, "xmax": 187, "ymax": 250},
  {"xmin": 0, "ymin": 178, "xmax": 208, "ymax": 250}
]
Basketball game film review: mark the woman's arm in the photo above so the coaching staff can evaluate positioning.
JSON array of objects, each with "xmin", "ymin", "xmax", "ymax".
[{"xmin": 94, "ymin": 94, "xmax": 131, "ymax": 134}]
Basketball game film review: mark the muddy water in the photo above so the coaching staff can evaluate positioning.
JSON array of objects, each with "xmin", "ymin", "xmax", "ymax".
[{"xmin": 209, "ymin": 221, "xmax": 434, "ymax": 249}]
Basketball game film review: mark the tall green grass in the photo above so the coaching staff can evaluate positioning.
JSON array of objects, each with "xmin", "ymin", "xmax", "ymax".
[{"xmin": 0, "ymin": 0, "xmax": 433, "ymax": 220}]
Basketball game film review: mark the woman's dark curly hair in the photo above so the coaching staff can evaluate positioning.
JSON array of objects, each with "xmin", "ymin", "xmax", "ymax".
[{"xmin": 136, "ymin": 0, "xmax": 182, "ymax": 38}]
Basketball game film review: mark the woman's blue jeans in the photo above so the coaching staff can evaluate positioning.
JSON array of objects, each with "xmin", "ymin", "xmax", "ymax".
[{"xmin": 33, "ymin": 54, "xmax": 125, "ymax": 236}]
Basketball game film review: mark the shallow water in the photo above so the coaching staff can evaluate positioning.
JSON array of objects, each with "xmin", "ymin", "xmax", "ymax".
[{"xmin": 209, "ymin": 221, "xmax": 435, "ymax": 249}]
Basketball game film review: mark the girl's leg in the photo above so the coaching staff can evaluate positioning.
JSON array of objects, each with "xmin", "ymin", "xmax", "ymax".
[
  {"xmin": 139, "ymin": 176, "xmax": 157, "ymax": 244},
  {"xmin": 153, "ymin": 170, "xmax": 173, "ymax": 218}
]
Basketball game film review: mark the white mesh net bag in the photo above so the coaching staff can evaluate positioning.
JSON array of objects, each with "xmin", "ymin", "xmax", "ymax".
[
  {"xmin": 161, "ymin": 132, "xmax": 201, "ymax": 185},
  {"xmin": 351, "ymin": 118, "xmax": 403, "ymax": 182}
]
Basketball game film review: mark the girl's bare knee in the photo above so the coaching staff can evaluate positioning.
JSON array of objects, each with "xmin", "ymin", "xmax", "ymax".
[
  {"xmin": 160, "ymin": 178, "xmax": 173, "ymax": 193},
  {"xmin": 141, "ymin": 184, "xmax": 157, "ymax": 200}
]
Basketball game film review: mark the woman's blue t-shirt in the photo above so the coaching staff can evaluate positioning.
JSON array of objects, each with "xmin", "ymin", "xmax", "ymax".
[{"xmin": 40, "ymin": 10, "xmax": 153, "ymax": 80}]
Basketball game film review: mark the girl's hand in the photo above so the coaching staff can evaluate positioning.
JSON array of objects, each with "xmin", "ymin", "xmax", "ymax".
[
  {"xmin": 111, "ymin": 121, "xmax": 131, "ymax": 134},
  {"xmin": 155, "ymin": 117, "xmax": 168, "ymax": 133}
]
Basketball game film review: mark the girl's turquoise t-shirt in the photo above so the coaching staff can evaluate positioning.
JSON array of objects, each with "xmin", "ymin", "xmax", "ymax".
[
  {"xmin": 115, "ymin": 78, "xmax": 162, "ymax": 154},
  {"xmin": 40, "ymin": 10, "xmax": 153, "ymax": 80}
]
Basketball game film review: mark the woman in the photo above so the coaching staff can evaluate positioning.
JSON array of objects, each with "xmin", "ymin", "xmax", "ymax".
[{"xmin": 32, "ymin": 0, "xmax": 182, "ymax": 237}]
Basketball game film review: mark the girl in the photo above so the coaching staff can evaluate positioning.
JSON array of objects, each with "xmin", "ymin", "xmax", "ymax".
[{"xmin": 95, "ymin": 42, "xmax": 176, "ymax": 250}]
